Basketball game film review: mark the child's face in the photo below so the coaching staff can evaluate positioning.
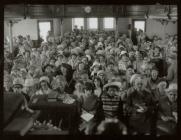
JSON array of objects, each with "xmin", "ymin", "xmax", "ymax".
[
  {"xmin": 45, "ymin": 66, "xmax": 52, "ymax": 74},
  {"xmin": 133, "ymin": 45, "xmax": 138, "ymax": 51},
  {"xmin": 81, "ymin": 74, "xmax": 88, "ymax": 81},
  {"xmin": 75, "ymin": 82, "xmax": 83, "ymax": 90},
  {"xmin": 107, "ymin": 87, "xmax": 118, "ymax": 97},
  {"xmin": 94, "ymin": 79, "xmax": 100, "ymax": 87},
  {"xmin": 127, "ymin": 68, "xmax": 134, "ymax": 75},
  {"xmin": 166, "ymin": 91, "xmax": 177, "ymax": 103},
  {"xmin": 151, "ymin": 70, "xmax": 158, "ymax": 79},
  {"xmin": 107, "ymin": 64, "xmax": 114, "ymax": 71},
  {"xmin": 134, "ymin": 78, "xmax": 143, "ymax": 91},
  {"xmin": 78, "ymin": 63, "xmax": 85, "ymax": 71},
  {"xmin": 40, "ymin": 81, "xmax": 48, "ymax": 90},
  {"xmin": 154, "ymin": 48, "xmax": 159, "ymax": 54}
]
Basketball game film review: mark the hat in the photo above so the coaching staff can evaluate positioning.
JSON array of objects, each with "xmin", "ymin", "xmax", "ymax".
[
  {"xmin": 16, "ymin": 54, "xmax": 23, "ymax": 59},
  {"xmin": 96, "ymin": 50, "xmax": 105, "ymax": 56},
  {"xmin": 85, "ymin": 49, "xmax": 92, "ymax": 55},
  {"xmin": 74, "ymin": 47, "xmax": 82, "ymax": 54},
  {"xmin": 107, "ymin": 61, "xmax": 114, "ymax": 66},
  {"xmin": 98, "ymin": 42, "xmax": 103, "ymax": 47},
  {"xmin": 39, "ymin": 76, "xmax": 50, "ymax": 84},
  {"xmin": 91, "ymin": 61, "xmax": 101, "ymax": 69},
  {"xmin": 97, "ymin": 70, "xmax": 105, "ymax": 76},
  {"xmin": 24, "ymin": 78, "xmax": 34, "ymax": 87},
  {"xmin": 43, "ymin": 64, "xmax": 54, "ymax": 71},
  {"xmin": 141, "ymin": 63, "xmax": 150, "ymax": 71},
  {"xmin": 57, "ymin": 44, "xmax": 64, "ymax": 50},
  {"xmin": 86, "ymin": 55, "xmax": 91, "ymax": 61},
  {"xmin": 20, "ymin": 68, "xmax": 27, "ymax": 73},
  {"xmin": 119, "ymin": 51, "xmax": 127, "ymax": 57},
  {"xmin": 103, "ymin": 82, "xmax": 122, "ymax": 91},
  {"xmin": 130, "ymin": 74, "xmax": 142, "ymax": 85},
  {"xmin": 157, "ymin": 78, "xmax": 169, "ymax": 89},
  {"xmin": 165, "ymin": 83, "xmax": 177, "ymax": 93},
  {"xmin": 71, "ymin": 49, "xmax": 78, "ymax": 55},
  {"xmin": 170, "ymin": 46, "xmax": 177, "ymax": 53},
  {"xmin": 13, "ymin": 78, "xmax": 24, "ymax": 87}
]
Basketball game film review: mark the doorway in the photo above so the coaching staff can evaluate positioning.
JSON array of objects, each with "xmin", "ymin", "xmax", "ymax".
[{"xmin": 38, "ymin": 20, "xmax": 53, "ymax": 42}]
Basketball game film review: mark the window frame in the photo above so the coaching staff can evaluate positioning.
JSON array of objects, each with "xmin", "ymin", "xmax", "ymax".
[
  {"xmin": 103, "ymin": 17, "xmax": 115, "ymax": 30},
  {"xmin": 72, "ymin": 18, "xmax": 84, "ymax": 30},
  {"xmin": 133, "ymin": 19, "xmax": 146, "ymax": 32}
]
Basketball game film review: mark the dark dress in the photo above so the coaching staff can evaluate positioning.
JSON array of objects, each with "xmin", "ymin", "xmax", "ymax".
[
  {"xmin": 125, "ymin": 88, "xmax": 155, "ymax": 134},
  {"xmin": 157, "ymin": 96, "xmax": 177, "ymax": 135}
]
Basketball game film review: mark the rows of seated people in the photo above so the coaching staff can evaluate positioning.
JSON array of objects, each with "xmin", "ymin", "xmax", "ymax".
[{"xmin": 4, "ymin": 29, "xmax": 177, "ymax": 135}]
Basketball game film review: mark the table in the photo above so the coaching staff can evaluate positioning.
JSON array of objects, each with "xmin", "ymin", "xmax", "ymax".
[{"xmin": 28, "ymin": 97, "xmax": 80, "ymax": 134}]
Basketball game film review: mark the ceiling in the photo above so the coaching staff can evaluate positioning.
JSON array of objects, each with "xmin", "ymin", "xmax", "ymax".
[{"xmin": 4, "ymin": 5, "xmax": 177, "ymax": 20}]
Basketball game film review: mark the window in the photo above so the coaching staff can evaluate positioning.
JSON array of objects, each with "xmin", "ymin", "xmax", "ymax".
[
  {"xmin": 72, "ymin": 18, "xmax": 84, "ymax": 29},
  {"xmin": 133, "ymin": 20, "xmax": 146, "ymax": 32},
  {"xmin": 104, "ymin": 18, "xmax": 115, "ymax": 29},
  {"xmin": 88, "ymin": 18, "xmax": 98, "ymax": 29},
  {"xmin": 38, "ymin": 21, "xmax": 52, "ymax": 42}
]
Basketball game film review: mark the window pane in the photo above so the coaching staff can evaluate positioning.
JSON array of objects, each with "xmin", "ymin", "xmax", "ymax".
[
  {"xmin": 104, "ymin": 18, "xmax": 114, "ymax": 29},
  {"xmin": 134, "ymin": 21, "xmax": 145, "ymax": 32},
  {"xmin": 88, "ymin": 18, "xmax": 98, "ymax": 29},
  {"xmin": 72, "ymin": 18, "xmax": 84, "ymax": 29}
]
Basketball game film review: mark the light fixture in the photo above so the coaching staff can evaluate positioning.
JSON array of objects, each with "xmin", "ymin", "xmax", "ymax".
[{"xmin": 84, "ymin": 6, "xmax": 92, "ymax": 14}]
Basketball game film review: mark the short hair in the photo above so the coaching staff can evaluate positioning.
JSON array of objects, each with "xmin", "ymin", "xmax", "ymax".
[{"xmin": 84, "ymin": 82, "xmax": 94, "ymax": 91}]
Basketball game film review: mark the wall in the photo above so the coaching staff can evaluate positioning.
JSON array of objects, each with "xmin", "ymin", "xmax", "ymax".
[
  {"xmin": 62, "ymin": 18, "xmax": 72, "ymax": 33},
  {"xmin": 4, "ymin": 21, "xmax": 10, "ymax": 40},
  {"xmin": 4, "ymin": 18, "xmax": 177, "ymax": 41},
  {"xmin": 117, "ymin": 18, "xmax": 130, "ymax": 34},
  {"xmin": 12, "ymin": 19, "xmax": 38, "ymax": 40},
  {"xmin": 146, "ymin": 19, "xmax": 177, "ymax": 39}
]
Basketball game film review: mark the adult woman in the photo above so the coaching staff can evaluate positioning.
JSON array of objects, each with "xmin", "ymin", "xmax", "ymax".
[
  {"xmin": 93, "ymin": 77, "xmax": 103, "ymax": 98},
  {"xmin": 12, "ymin": 78, "xmax": 34, "ymax": 113},
  {"xmin": 23, "ymin": 78, "xmax": 35, "ymax": 100},
  {"xmin": 43, "ymin": 64, "xmax": 54, "ymax": 83},
  {"xmin": 145, "ymin": 68, "xmax": 161, "ymax": 97},
  {"xmin": 72, "ymin": 80, "xmax": 84, "ymax": 101},
  {"xmin": 59, "ymin": 63, "xmax": 76, "ymax": 94},
  {"xmin": 157, "ymin": 83, "xmax": 177, "ymax": 135},
  {"xmin": 34, "ymin": 76, "xmax": 53, "ymax": 96},
  {"xmin": 90, "ymin": 62, "xmax": 101, "ymax": 79},
  {"xmin": 73, "ymin": 62, "xmax": 87, "ymax": 81},
  {"xmin": 118, "ymin": 51, "xmax": 131, "ymax": 75},
  {"xmin": 97, "ymin": 70, "xmax": 107, "ymax": 86},
  {"xmin": 133, "ymin": 51, "xmax": 143, "ymax": 74},
  {"xmin": 68, "ymin": 49, "xmax": 79, "ymax": 70},
  {"xmin": 166, "ymin": 47, "xmax": 177, "ymax": 84},
  {"xmin": 125, "ymin": 75, "xmax": 155, "ymax": 135},
  {"xmin": 125, "ymin": 65, "xmax": 135, "ymax": 87}
]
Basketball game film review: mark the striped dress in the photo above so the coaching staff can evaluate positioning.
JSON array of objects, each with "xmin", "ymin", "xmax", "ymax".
[{"xmin": 101, "ymin": 94, "xmax": 123, "ymax": 120}]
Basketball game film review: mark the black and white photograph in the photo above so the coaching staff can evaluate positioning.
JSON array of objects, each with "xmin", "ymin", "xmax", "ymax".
[{"xmin": 3, "ymin": 4, "xmax": 178, "ymax": 136}]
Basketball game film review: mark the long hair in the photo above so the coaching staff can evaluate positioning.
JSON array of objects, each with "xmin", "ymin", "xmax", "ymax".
[{"xmin": 93, "ymin": 76, "xmax": 103, "ymax": 89}]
